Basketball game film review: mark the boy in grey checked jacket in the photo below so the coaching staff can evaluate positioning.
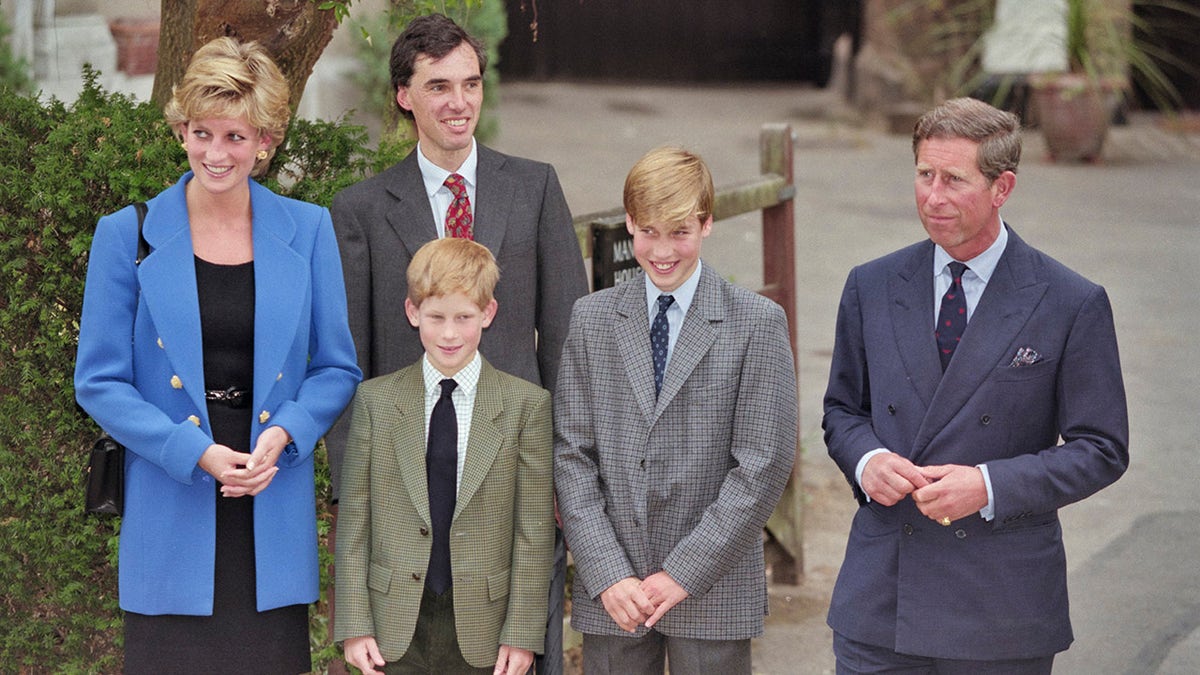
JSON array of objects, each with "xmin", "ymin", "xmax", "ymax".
[{"xmin": 553, "ymin": 147, "xmax": 798, "ymax": 673}]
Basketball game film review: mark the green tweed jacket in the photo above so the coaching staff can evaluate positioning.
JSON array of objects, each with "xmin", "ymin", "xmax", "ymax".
[{"xmin": 334, "ymin": 357, "xmax": 554, "ymax": 667}]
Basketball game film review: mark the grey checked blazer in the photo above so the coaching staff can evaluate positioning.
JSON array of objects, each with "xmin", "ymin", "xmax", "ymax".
[
  {"xmin": 334, "ymin": 358, "xmax": 555, "ymax": 667},
  {"xmin": 554, "ymin": 264, "xmax": 797, "ymax": 640}
]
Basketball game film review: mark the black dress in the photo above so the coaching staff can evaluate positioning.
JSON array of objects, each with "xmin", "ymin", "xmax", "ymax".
[{"xmin": 123, "ymin": 257, "xmax": 310, "ymax": 674}]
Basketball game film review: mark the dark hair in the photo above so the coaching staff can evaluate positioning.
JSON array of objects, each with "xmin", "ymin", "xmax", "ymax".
[
  {"xmin": 912, "ymin": 97, "xmax": 1021, "ymax": 182},
  {"xmin": 389, "ymin": 13, "xmax": 487, "ymax": 120}
]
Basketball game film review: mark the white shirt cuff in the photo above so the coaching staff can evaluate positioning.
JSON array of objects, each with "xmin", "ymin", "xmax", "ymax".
[
  {"xmin": 977, "ymin": 463, "xmax": 995, "ymax": 521},
  {"xmin": 855, "ymin": 448, "xmax": 890, "ymax": 502}
]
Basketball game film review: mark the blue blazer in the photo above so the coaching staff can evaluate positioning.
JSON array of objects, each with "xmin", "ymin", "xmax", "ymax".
[
  {"xmin": 74, "ymin": 173, "xmax": 361, "ymax": 615},
  {"xmin": 823, "ymin": 226, "xmax": 1128, "ymax": 660}
]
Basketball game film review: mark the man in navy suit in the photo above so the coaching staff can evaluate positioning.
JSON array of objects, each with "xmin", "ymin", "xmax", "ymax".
[{"xmin": 823, "ymin": 97, "xmax": 1129, "ymax": 673}]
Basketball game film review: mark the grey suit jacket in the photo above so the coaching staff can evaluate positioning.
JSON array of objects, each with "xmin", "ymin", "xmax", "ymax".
[
  {"xmin": 554, "ymin": 264, "xmax": 797, "ymax": 640},
  {"xmin": 823, "ymin": 226, "xmax": 1129, "ymax": 660},
  {"xmin": 327, "ymin": 143, "xmax": 588, "ymax": 497},
  {"xmin": 333, "ymin": 358, "xmax": 555, "ymax": 666}
]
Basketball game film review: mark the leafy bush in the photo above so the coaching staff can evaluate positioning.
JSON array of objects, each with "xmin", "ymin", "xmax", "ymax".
[{"xmin": 0, "ymin": 68, "xmax": 409, "ymax": 673}]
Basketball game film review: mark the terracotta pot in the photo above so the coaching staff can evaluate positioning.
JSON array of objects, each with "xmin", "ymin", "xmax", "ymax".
[
  {"xmin": 1029, "ymin": 73, "xmax": 1114, "ymax": 163},
  {"xmin": 108, "ymin": 18, "xmax": 160, "ymax": 76}
]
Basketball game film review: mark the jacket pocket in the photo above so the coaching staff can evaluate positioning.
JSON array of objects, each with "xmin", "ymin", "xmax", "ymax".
[
  {"xmin": 487, "ymin": 567, "xmax": 511, "ymax": 602},
  {"xmin": 368, "ymin": 561, "xmax": 394, "ymax": 593}
]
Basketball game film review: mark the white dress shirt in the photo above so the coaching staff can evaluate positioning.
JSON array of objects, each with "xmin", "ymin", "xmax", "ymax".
[
  {"xmin": 422, "ymin": 351, "xmax": 481, "ymax": 494},
  {"xmin": 643, "ymin": 261, "xmax": 703, "ymax": 371}
]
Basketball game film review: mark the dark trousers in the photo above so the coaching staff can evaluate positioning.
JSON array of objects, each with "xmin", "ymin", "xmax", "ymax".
[
  {"xmin": 582, "ymin": 629, "xmax": 751, "ymax": 674},
  {"xmin": 383, "ymin": 586, "xmax": 492, "ymax": 675},
  {"xmin": 534, "ymin": 526, "xmax": 566, "ymax": 675},
  {"xmin": 833, "ymin": 632, "xmax": 1055, "ymax": 675}
]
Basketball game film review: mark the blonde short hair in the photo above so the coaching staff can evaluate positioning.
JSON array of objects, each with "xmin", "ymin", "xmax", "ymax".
[
  {"xmin": 623, "ymin": 146, "xmax": 714, "ymax": 226},
  {"xmin": 407, "ymin": 238, "xmax": 500, "ymax": 309},
  {"xmin": 163, "ymin": 37, "xmax": 290, "ymax": 177}
]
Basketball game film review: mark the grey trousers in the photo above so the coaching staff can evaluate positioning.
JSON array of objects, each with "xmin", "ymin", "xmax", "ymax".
[{"xmin": 582, "ymin": 629, "xmax": 751, "ymax": 674}]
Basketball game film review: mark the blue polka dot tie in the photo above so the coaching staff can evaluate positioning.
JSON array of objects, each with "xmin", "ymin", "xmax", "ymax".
[
  {"xmin": 935, "ymin": 262, "xmax": 969, "ymax": 371},
  {"xmin": 443, "ymin": 173, "xmax": 473, "ymax": 240},
  {"xmin": 651, "ymin": 294, "xmax": 675, "ymax": 396}
]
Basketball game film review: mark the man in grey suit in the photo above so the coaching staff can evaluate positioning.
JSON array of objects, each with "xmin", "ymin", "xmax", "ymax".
[
  {"xmin": 554, "ymin": 147, "xmax": 796, "ymax": 673},
  {"xmin": 823, "ymin": 98, "xmax": 1129, "ymax": 673},
  {"xmin": 327, "ymin": 14, "xmax": 588, "ymax": 675}
]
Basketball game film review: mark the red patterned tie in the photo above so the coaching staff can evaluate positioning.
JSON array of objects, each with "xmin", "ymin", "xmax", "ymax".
[{"xmin": 443, "ymin": 173, "xmax": 474, "ymax": 240}]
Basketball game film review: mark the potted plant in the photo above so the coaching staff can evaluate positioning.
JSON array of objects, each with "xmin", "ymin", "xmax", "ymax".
[{"xmin": 888, "ymin": 0, "xmax": 1199, "ymax": 162}]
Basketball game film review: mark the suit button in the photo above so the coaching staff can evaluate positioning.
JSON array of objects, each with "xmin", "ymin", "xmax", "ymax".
[
  {"xmin": 259, "ymin": 410, "xmax": 270, "ymax": 424},
  {"xmin": 411, "ymin": 573, "xmax": 421, "ymax": 581},
  {"xmin": 639, "ymin": 458, "xmax": 646, "ymax": 469},
  {"xmin": 187, "ymin": 415, "xmax": 201, "ymax": 426},
  {"xmin": 903, "ymin": 524, "xmax": 914, "ymax": 535},
  {"xmin": 955, "ymin": 529, "xmax": 967, "ymax": 539},
  {"xmin": 420, "ymin": 527, "xmax": 429, "ymax": 536},
  {"xmin": 887, "ymin": 404, "xmax": 896, "ymax": 415},
  {"xmin": 170, "ymin": 375, "xmax": 183, "ymax": 389},
  {"xmin": 980, "ymin": 414, "xmax": 991, "ymax": 425}
]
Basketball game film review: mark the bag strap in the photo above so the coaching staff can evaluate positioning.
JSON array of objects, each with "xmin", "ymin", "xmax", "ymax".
[{"xmin": 133, "ymin": 202, "xmax": 150, "ymax": 265}]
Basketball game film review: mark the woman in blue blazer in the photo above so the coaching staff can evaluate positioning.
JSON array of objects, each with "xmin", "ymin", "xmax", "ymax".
[{"xmin": 73, "ymin": 38, "xmax": 360, "ymax": 673}]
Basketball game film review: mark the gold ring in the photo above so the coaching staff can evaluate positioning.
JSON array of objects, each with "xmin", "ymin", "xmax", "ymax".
[{"xmin": 939, "ymin": 516, "xmax": 952, "ymax": 527}]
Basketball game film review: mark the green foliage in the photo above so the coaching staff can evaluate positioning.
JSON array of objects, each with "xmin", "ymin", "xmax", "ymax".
[
  {"xmin": 0, "ymin": 9, "xmax": 33, "ymax": 94},
  {"xmin": 347, "ymin": 0, "xmax": 507, "ymax": 142},
  {"xmin": 0, "ymin": 69, "xmax": 405, "ymax": 672}
]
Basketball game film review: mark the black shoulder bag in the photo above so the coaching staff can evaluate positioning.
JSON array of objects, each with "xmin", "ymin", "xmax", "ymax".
[{"xmin": 85, "ymin": 202, "xmax": 149, "ymax": 517}]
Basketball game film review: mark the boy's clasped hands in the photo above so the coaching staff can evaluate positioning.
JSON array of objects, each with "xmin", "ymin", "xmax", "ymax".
[{"xmin": 600, "ymin": 571, "xmax": 690, "ymax": 632}]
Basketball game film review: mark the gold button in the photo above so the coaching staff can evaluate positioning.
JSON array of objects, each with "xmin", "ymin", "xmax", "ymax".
[
  {"xmin": 187, "ymin": 415, "xmax": 200, "ymax": 426},
  {"xmin": 170, "ymin": 375, "xmax": 182, "ymax": 389},
  {"xmin": 259, "ymin": 410, "xmax": 270, "ymax": 424},
  {"xmin": 157, "ymin": 337, "xmax": 164, "ymax": 349},
  {"xmin": 276, "ymin": 372, "xmax": 283, "ymax": 381}
]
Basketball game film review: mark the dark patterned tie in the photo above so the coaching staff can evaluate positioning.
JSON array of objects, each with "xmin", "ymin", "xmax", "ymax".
[
  {"xmin": 443, "ymin": 173, "xmax": 474, "ymax": 240},
  {"xmin": 426, "ymin": 378, "xmax": 457, "ymax": 594},
  {"xmin": 935, "ymin": 262, "xmax": 969, "ymax": 371},
  {"xmin": 651, "ymin": 294, "xmax": 675, "ymax": 396}
]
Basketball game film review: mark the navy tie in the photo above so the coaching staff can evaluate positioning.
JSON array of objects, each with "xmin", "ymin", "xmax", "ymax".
[
  {"xmin": 651, "ymin": 294, "xmax": 675, "ymax": 396},
  {"xmin": 426, "ymin": 378, "xmax": 457, "ymax": 594},
  {"xmin": 935, "ymin": 262, "xmax": 969, "ymax": 371}
]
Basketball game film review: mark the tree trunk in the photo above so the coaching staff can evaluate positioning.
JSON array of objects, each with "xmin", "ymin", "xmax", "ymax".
[{"xmin": 151, "ymin": 0, "xmax": 340, "ymax": 115}]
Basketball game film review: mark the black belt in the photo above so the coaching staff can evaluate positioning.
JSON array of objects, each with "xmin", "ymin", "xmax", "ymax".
[{"xmin": 205, "ymin": 386, "xmax": 250, "ymax": 409}]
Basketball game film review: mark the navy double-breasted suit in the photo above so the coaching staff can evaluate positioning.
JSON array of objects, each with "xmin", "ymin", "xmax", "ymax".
[{"xmin": 823, "ymin": 226, "xmax": 1128, "ymax": 660}]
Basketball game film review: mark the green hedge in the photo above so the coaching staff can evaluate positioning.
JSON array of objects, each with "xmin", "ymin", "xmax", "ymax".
[{"xmin": 0, "ymin": 69, "xmax": 408, "ymax": 673}]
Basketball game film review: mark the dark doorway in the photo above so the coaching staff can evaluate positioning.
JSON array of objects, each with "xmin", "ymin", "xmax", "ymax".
[{"xmin": 499, "ymin": 1, "xmax": 861, "ymax": 85}]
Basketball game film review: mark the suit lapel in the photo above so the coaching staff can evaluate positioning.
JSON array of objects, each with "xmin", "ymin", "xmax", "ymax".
[
  {"xmin": 384, "ymin": 152, "xmax": 439, "ymax": 256},
  {"xmin": 249, "ymin": 181, "xmax": 306, "ymax": 415},
  {"xmin": 654, "ymin": 265, "xmax": 721, "ymax": 417},
  {"xmin": 472, "ymin": 145, "xmax": 512, "ymax": 254},
  {"xmin": 614, "ymin": 276, "xmax": 659, "ymax": 423},
  {"xmin": 455, "ymin": 361, "xmax": 505, "ymax": 520},
  {"xmin": 392, "ymin": 366, "xmax": 433, "ymax": 526},
  {"xmin": 887, "ymin": 242, "xmax": 941, "ymax": 410},
  {"xmin": 139, "ymin": 180, "xmax": 206, "ymax": 418},
  {"xmin": 912, "ymin": 230, "xmax": 1049, "ymax": 457}
]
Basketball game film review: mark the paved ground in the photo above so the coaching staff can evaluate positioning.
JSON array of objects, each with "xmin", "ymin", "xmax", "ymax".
[{"xmin": 484, "ymin": 81, "xmax": 1200, "ymax": 674}]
